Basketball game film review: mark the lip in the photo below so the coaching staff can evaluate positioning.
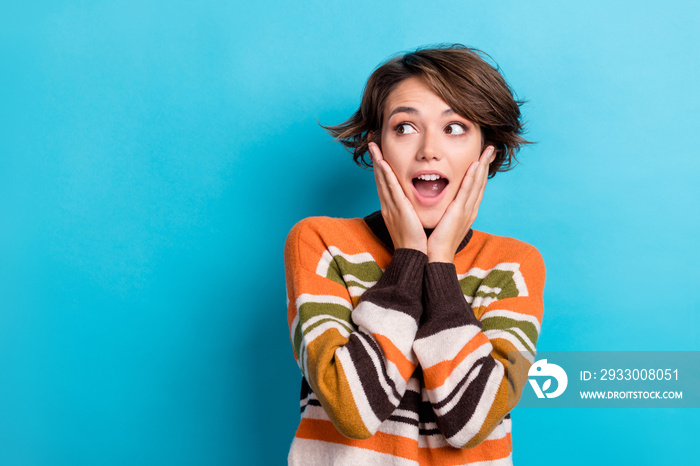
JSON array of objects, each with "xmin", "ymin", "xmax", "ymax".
[
  {"xmin": 411, "ymin": 169, "xmax": 448, "ymax": 180},
  {"xmin": 410, "ymin": 170, "xmax": 449, "ymax": 207}
]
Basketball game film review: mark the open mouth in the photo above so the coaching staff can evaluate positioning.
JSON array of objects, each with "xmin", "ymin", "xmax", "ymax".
[{"xmin": 412, "ymin": 173, "xmax": 449, "ymax": 199}]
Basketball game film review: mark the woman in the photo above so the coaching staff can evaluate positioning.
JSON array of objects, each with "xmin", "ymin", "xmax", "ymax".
[{"xmin": 284, "ymin": 44, "xmax": 546, "ymax": 465}]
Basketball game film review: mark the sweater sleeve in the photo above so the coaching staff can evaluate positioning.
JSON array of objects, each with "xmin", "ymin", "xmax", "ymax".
[
  {"xmin": 412, "ymin": 247, "xmax": 546, "ymax": 448},
  {"xmin": 284, "ymin": 218, "xmax": 427, "ymax": 439}
]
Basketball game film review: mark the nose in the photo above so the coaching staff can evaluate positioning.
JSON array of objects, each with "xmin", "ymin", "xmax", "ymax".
[{"xmin": 416, "ymin": 128, "xmax": 440, "ymax": 161}]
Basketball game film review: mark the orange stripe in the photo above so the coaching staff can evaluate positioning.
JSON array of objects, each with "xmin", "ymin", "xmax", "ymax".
[
  {"xmin": 373, "ymin": 333, "xmax": 416, "ymax": 381},
  {"xmin": 422, "ymin": 332, "xmax": 492, "ymax": 390},
  {"xmin": 296, "ymin": 418, "xmax": 419, "ymax": 461},
  {"xmin": 295, "ymin": 418, "xmax": 512, "ymax": 465}
]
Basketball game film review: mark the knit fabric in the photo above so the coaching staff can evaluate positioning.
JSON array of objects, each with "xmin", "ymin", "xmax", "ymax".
[{"xmin": 284, "ymin": 212, "xmax": 546, "ymax": 465}]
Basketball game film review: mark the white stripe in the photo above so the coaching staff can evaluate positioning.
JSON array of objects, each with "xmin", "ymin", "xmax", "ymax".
[
  {"xmin": 376, "ymin": 418, "xmax": 419, "ymax": 438},
  {"xmin": 413, "ymin": 325, "xmax": 482, "ymax": 369},
  {"xmin": 432, "ymin": 364, "xmax": 483, "ymax": 417},
  {"xmin": 406, "ymin": 378, "xmax": 420, "ymax": 392},
  {"xmin": 299, "ymin": 403, "xmax": 331, "ymax": 421},
  {"xmin": 384, "ymin": 357, "xmax": 409, "ymax": 392},
  {"xmin": 301, "ymin": 314, "xmax": 353, "ymax": 333},
  {"xmin": 342, "ymin": 273, "xmax": 377, "ymax": 288},
  {"xmin": 391, "ymin": 408, "xmax": 419, "ymax": 421},
  {"xmin": 303, "ymin": 320, "xmax": 351, "ymax": 346},
  {"xmin": 289, "ymin": 438, "xmax": 419, "ymax": 466},
  {"xmin": 421, "ymin": 421, "xmax": 439, "ymax": 431},
  {"xmin": 470, "ymin": 295, "xmax": 499, "ymax": 309},
  {"xmin": 479, "ymin": 286, "xmax": 502, "ymax": 294},
  {"xmin": 455, "ymin": 454, "xmax": 513, "ymax": 466},
  {"xmin": 352, "ymin": 301, "xmax": 418, "ymax": 356},
  {"xmin": 327, "ymin": 246, "xmax": 379, "ymax": 265},
  {"xmin": 505, "ymin": 326, "xmax": 536, "ymax": 353},
  {"xmin": 457, "ymin": 262, "xmax": 520, "ymax": 280},
  {"xmin": 314, "ymin": 249, "xmax": 334, "ymax": 277},
  {"xmin": 503, "ymin": 414, "xmax": 512, "ymax": 432},
  {"xmin": 419, "ymin": 432, "xmax": 450, "ymax": 448},
  {"xmin": 511, "ymin": 268, "xmax": 528, "ymax": 297},
  {"xmin": 347, "ymin": 286, "xmax": 368, "ymax": 298}
]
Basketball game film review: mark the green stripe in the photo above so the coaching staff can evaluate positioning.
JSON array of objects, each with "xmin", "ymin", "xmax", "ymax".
[
  {"xmin": 303, "ymin": 317, "xmax": 354, "ymax": 339},
  {"xmin": 345, "ymin": 279, "xmax": 377, "ymax": 290},
  {"xmin": 481, "ymin": 315, "xmax": 539, "ymax": 349},
  {"xmin": 294, "ymin": 301, "xmax": 353, "ymax": 357},
  {"xmin": 325, "ymin": 259, "xmax": 344, "ymax": 286},
  {"xmin": 459, "ymin": 269, "xmax": 522, "ymax": 300},
  {"xmin": 502, "ymin": 328, "xmax": 535, "ymax": 354},
  {"xmin": 323, "ymin": 256, "xmax": 384, "ymax": 286}
]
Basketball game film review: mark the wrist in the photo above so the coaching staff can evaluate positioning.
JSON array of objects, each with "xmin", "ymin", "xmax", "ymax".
[
  {"xmin": 394, "ymin": 238, "xmax": 427, "ymax": 254},
  {"xmin": 427, "ymin": 250, "xmax": 454, "ymax": 263}
]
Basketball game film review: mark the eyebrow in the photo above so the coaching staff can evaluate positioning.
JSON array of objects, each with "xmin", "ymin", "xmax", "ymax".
[{"xmin": 388, "ymin": 106, "xmax": 456, "ymax": 118}]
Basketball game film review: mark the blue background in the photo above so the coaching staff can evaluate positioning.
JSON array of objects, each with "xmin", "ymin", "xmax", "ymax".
[{"xmin": 2, "ymin": 1, "xmax": 698, "ymax": 464}]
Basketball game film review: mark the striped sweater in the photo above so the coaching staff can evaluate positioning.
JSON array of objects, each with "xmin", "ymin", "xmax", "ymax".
[{"xmin": 284, "ymin": 212, "xmax": 546, "ymax": 465}]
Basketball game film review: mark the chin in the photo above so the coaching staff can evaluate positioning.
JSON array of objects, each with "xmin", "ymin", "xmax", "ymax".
[{"xmin": 417, "ymin": 210, "xmax": 443, "ymax": 230}]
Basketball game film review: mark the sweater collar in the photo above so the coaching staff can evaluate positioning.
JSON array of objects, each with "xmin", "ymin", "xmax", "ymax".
[{"xmin": 363, "ymin": 210, "xmax": 473, "ymax": 253}]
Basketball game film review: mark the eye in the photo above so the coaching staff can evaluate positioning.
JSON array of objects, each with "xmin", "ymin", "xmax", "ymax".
[
  {"xmin": 445, "ymin": 123, "xmax": 467, "ymax": 135},
  {"xmin": 394, "ymin": 123, "xmax": 417, "ymax": 135}
]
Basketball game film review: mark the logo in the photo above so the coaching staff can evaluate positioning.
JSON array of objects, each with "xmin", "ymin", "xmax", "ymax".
[{"xmin": 528, "ymin": 359, "xmax": 568, "ymax": 398}]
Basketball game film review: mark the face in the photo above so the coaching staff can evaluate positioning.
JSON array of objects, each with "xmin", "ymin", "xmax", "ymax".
[{"xmin": 379, "ymin": 76, "xmax": 483, "ymax": 229}]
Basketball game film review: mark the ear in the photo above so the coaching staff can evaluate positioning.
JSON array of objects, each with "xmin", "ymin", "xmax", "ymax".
[{"xmin": 368, "ymin": 130, "xmax": 381, "ymax": 147}]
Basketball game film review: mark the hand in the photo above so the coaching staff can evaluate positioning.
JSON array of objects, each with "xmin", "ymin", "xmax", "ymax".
[
  {"xmin": 427, "ymin": 146, "xmax": 495, "ymax": 263},
  {"xmin": 368, "ymin": 142, "xmax": 427, "ymax": 253}
]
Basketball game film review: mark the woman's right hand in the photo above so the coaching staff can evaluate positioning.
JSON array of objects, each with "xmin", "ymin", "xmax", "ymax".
[{"xmin": 368, "ymin": 141, "xmax": 427, "ymax": 254}]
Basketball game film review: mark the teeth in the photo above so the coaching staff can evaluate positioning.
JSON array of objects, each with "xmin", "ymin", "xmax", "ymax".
[{"xmin": 417, "ymin": 174, "xmax": 441, "ymax": 181}]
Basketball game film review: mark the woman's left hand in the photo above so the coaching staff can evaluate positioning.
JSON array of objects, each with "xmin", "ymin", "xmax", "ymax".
[{"xmin": 427, "ymin": 146, "xmax": 495, "ymax": 263}]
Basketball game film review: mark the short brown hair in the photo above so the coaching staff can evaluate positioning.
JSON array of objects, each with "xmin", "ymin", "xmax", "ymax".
[{"xmin": 322, "ymin": 44, "xmax": 531, "ymax": 177}]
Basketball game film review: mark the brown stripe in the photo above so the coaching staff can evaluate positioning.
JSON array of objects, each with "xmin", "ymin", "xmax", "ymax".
[{"xmin": 433, "ymin": 357, "xmax": 496, "ymax": 439}]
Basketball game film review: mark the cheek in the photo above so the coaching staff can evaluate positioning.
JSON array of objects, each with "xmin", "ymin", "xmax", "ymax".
[
  {"xmin": 452, "ymin": 143, "xmax": 482, "ymax": 180},
  {"xmin": 379, "ymin": 141, "xmax": 408, "ymax": 176}
]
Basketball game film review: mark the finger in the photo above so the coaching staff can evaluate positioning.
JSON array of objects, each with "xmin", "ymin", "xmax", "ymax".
[
  {"xmin": 454, "ymin": 159, "xmax": 480, "ymax": 204},
  {"xmin": 372, "ymin": 143, "xmax": 403, "ymax": 192},
  {"xmin": 368, "ymin": 142, "xmax": 384, "ymax": 163},
  {"xmin": 370, "ymin": 144, "xmax": 396, "ymax": 200},
  {"xmin": 376, "ymin": 163, "xmax": 395, "ymax": 209},
  {"xmin": 473, "ymin": 164, "xmax": 489, "ymax": 212},
  {"xmin": 478, "ymin": 148, "xmax": 492, "ymax": 188},
  {"xmin": 465, "ymin": 153, "xmax": 490, "ymax": 214},
  {"xmin": 368, "ymin": 143, "xmax": 403, "ymax": 198},
  {"xmin": 369, "ymin": 142, "xmax": 416, "ymax": 213},
  {"xmin": 369, "ymin": 146, "xmax": 395, "ymax": 211},
  {"xmin": 467, "ymin": 153, "xmax": 489, "ymax": 201},
  {"xmin": 465, "ymin": 146, "xmax": 493, "ymax": 200},
  {"xmin": 480, "ymin": 145, "xmax": 495, "ymax": 163},
  {"xmin": 379, "ymin": 160, "xmax": 408, "ymax": 205},
  {"xmin": 369, "ymin": 144, "xmax": 389, "ymax": 190}
]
